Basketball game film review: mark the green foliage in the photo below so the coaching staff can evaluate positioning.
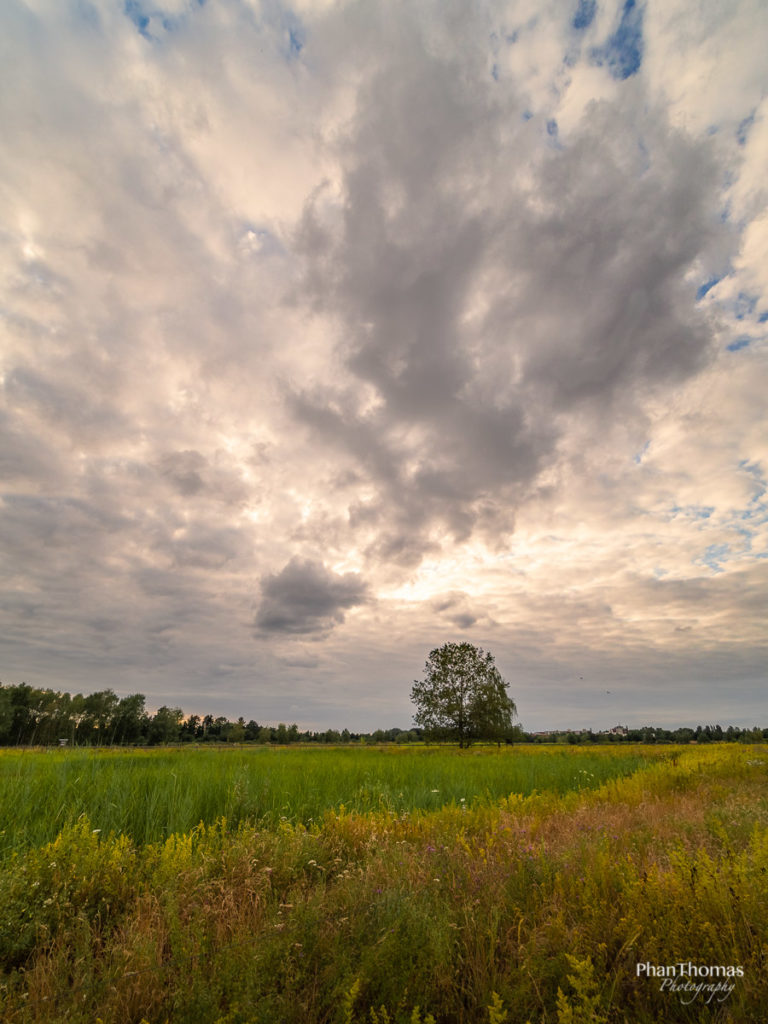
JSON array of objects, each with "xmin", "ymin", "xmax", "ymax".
[
  {"xmin": 1, "ymin": 681, "xmax": 764, "ymax": 750},
  {"xmin": 1, "ymin": 745, "xmax": 767, "ymax": 1022},
  {"xmin": 0, "ymin": 745, "xmax": 648, "ymax": 857},
  {"xmin": 340, "ymin": 977, "xmax": 362, "ymax": 1024},
  {"xmin": 411, "ymin": 643, "xmax": 517, "ymax": 747},
  {"xmin": 487, "ymin": 992, "xmax": 508, "ymax": 1023},
  {"xmin": 556, "ymin": 956, "xmax": 608, "ymax": 1024},
  {"xmin": 147, "ymin": 704, "xmax": 184, "ymax": 745},
  {"xmin": 409, "ymin": 1010, "xmax": 435, "ymax": 1024},
  {"xmin": 0, "ymin": 817, "xmax": 136, "ymax": 968}
]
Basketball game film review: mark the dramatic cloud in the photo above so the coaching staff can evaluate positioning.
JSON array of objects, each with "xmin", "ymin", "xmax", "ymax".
[
  {"xmin": 255, "ymin": 558, "xmax": 368, "ymax": 636},
  {"xmin": 293, "ymin": 65, "xmax": 723, "ymax": 562},
  {"xmin": 0, "ymin": 0, "xmax": 765, "ymax": 729}
]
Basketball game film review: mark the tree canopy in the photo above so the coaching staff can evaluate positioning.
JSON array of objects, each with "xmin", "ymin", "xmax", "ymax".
[{"xmin": 410, "ymin": 642, "xmax": 517, "ymax": 747}]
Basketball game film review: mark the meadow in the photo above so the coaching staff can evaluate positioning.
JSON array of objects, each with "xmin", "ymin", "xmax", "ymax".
[
  {"xmin": 0, "ymin": 744, "xmax": 766, "ymax": 1023},
  {"xmin": 0, "ymin": 745, "xmax": 648, "ymax": 856}
]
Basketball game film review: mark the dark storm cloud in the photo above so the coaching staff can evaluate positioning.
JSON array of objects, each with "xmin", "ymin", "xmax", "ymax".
[
  {"xmin": 255, "ymin": 558, "xmax": 368, "ymax": 636},
  {"xmin": 292, "ymin": 11, "xmax": 725, "ymax": 565}
]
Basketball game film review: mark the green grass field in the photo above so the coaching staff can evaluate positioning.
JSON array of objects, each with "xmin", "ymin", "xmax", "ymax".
[
  {"xmin": 0, "ymin": 745, "xmax": 649, "ymax": 856},
  {"xmin": 1, "ymin": 744, "xmax": 766, "ymax": 1023}
]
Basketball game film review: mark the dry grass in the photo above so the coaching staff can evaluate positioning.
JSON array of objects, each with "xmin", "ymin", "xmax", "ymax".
[{"xmin": 1, "ymin": 745, "xmax": 766, "ymax": 1023}]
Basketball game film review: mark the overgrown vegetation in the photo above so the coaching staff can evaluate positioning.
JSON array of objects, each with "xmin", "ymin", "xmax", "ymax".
[
  {"xmin": 1, "ymin": 745, "xmax": 766, "ymax": 1022},
  {"xmin": 0, "ymin": 746, "xmax": 647, "ymax": 856}
]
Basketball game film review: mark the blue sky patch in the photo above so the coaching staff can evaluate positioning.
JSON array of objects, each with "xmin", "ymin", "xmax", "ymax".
[
  {"xmin": 668, "ymin": 504, "xmax": 714, "ymax": 521},
  {"xmin": 736, "ymin": 111, "xmax": 755, "ymax": 146},
  {"xmin": 758, "ymin": 312, "xmax": 768, "ymax": 323},
  {"xmin": 696, "ymin": 276, "xmax": 721, "ymax": 300},
  {"xmin": 591, "ymin": 0, "xmax": 644, "ymax": 80},
  {"xmin": 123, "ymin": 0, "xmax": 186, "ymax": 40},
  {"xmin": 739, "ymin": 459, "xmax": 767, "ymax": 499},
  {"xmin": 734, "ymin": 292, "xmax": 757, "ymax": 320},
  {"xmin": 633, "ymin": 441, "xmax": 650, "ymax": 464},
  {"xmin": 288, "ymin": 26, "xmax": 304, "ymax": 56},
  {"xmin": 727, "ymin": 336, "xmax": 751, "ymax": 352},
  {"xmin": 124, "ymin": 0, "xmax": 150, "ymax": 38},
  {"xmin": 73, "ymin": 0, "xmax": 102, "ymax": 30},
  {"xmin": 573, "ymin": 0, "xmax": 597, "ymax": 30},
  {"xmin": 277, "ymin": 7, "xmax": 305, "ymax": 61},
  {"xmin": 701, "ymin": 543, "xmax": 729, "ymax": 572}
]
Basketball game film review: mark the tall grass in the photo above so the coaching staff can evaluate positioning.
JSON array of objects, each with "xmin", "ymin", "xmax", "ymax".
[
  {"xmin": 3, "ymin": 745, "xmax": 766, "ymax": 1022},
  {"xmin": 0, "ymin": 745, "xmax": 651, "ymax": 856}
]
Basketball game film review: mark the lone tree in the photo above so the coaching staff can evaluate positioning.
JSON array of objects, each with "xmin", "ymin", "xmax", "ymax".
[{"xmin": 411, "ymin": 642, "xmax": 517, "ymax": 748}]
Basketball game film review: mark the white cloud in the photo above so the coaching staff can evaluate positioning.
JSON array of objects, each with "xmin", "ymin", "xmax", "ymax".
[{"xmin": 0, "ymin": 0, "xmax": 765, "ymax": 730}]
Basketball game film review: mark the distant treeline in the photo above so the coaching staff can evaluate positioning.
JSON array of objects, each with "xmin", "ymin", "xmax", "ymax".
[
  {"xmin": 528, "ymin": 725, "xmax": 768, "ymax": 745},
  {"xmin": 0, "ymin": 682, "xmax": 765, "ymax": 746},
  {"xmin": 0, "ymin": 683, "xmax": 426, "ymax": 747}
]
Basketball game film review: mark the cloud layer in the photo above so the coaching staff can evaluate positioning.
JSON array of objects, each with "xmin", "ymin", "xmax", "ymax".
[
  {"xmin": 255, "ymin": 558, "xmax": 368, "ymax": 635},
  {"xmin": 1, "ymin": 0, "xmax": 766, "ymax": 729}
]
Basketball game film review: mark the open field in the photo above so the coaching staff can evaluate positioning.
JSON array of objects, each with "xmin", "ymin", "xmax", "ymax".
[
  {"xmin": 0, "ymin": 745, "xmax": 649, "ymax": 856},
  {"xmin": 1, "ymin": 744, "xmax": 767, "ymax": 1022}
]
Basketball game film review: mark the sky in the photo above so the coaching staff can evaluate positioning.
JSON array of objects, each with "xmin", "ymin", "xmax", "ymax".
[{"xmin": 1, "ymin": 0, "xmax": 766, "ymax": 732}]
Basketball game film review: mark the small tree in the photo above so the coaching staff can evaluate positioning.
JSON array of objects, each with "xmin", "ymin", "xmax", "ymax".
[{"xmin": 411, "ymin": 642, "xmax": 517, "ymax": 748}]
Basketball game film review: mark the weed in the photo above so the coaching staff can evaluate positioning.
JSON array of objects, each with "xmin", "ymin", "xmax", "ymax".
[{"xmin": 1, "ymin": 745, "xmax": 766, "ymax": 1022}]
